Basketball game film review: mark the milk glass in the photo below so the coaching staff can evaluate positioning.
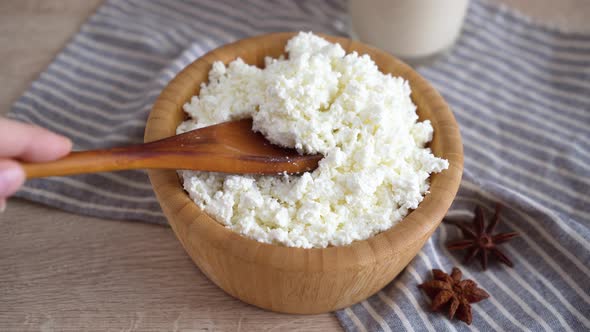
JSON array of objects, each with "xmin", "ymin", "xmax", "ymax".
[{"xmin": 349, "ymin": 0, "xmax": 469, "ymax": 64}]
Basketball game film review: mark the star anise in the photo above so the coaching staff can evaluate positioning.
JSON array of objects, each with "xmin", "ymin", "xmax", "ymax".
[
  {"xmin": 445, "ymin": 204, "xmax": 519, "ymax": 270},
  {"xmin": 418, "ymin": 267, "xmax": 489, "ymax": 325}
]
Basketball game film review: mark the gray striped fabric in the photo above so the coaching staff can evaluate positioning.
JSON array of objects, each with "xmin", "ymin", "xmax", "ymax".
[{"xmin": 8, "ymin": 0, "xmax": 589, "ymax": 330}]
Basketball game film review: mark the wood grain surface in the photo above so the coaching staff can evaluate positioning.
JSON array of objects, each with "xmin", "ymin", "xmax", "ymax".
[{"xmin": 0, "ymin": 0, "xmax": 587, "ymax": 331}]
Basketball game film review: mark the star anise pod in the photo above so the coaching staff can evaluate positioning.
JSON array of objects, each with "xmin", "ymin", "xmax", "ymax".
[
  {"xmin": 418, "ymin": 267, "xmax": 489, "ymax": 325},
  {"xmin": 445, "ymin": 204, "xmax": 519, "ymax": 270}
]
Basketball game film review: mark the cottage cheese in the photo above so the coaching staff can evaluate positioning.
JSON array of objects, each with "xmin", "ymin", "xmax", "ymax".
[{"xmin": 177, "ymin": 32, "xmax": 448, "ymax": 248}]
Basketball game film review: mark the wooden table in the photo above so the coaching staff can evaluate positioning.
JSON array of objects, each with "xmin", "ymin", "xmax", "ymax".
[{"xmin": 0, "ymin": 1, "xmax": 587, "ymax": 331}]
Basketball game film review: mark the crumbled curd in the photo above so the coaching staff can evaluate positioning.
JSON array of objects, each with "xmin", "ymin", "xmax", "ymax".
[{"xmin": 177, "ymin": 32, "xmax": 448, "ymax": 248}]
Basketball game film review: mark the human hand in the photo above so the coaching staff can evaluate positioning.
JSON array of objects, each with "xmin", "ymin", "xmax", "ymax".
[{"xmin": 0, "ymin": 118, "xmax": 72, "ymax": 210}]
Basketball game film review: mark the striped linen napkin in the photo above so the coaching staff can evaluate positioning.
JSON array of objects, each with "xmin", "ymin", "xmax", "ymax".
[{"xmin": 8, "ymin": 0, "xmax": 589, "ymax": 330}]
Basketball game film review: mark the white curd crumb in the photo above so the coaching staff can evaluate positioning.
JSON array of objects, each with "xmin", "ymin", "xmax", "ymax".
[{"xmin": 178, "ymin": 32, "xmax": 449, "ymax": 248}]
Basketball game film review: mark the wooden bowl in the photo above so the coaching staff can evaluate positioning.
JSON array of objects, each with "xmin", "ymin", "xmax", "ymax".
[{"xmin": 144, "ymin": 32, "xmax": 463, "ymax": 314}]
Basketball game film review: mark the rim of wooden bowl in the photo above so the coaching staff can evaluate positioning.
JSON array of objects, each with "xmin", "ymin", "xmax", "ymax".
[{"xmin": 145, "ymin": 32, "xmax": 463, "ymax": 273}]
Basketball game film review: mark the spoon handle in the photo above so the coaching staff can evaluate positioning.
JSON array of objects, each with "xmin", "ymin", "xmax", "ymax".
[
  {"xmin": 20, "ymin": 121, "xmax": 225, "ymax": 179},
  {"xmin": 20, "ymin": 144, "xmax": 171, "ymax": 179}
]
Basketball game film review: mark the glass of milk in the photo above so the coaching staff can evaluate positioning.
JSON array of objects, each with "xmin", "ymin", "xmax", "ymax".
[{"xmin": 349, "ymin": 0, "xmax": 469, "ymax": 65}]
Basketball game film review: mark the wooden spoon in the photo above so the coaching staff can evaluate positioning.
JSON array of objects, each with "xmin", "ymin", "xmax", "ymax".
[{"xmin": 21, "ymin": 119, "xmax": 322, "ymax": 179}]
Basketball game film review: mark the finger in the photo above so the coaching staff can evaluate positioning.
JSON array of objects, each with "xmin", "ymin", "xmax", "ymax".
[
  {"xmin": 0, "ymin": 118, "xmax": 72, "ymax": 162},
  {"xmin": 0, "ymin": 159, "xmax": 26, "ymax": 199}
]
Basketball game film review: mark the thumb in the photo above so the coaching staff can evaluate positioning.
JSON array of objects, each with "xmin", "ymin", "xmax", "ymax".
[{"xmin": 0, "ymin": 160, "xmax": 26, "ymax": 199}]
